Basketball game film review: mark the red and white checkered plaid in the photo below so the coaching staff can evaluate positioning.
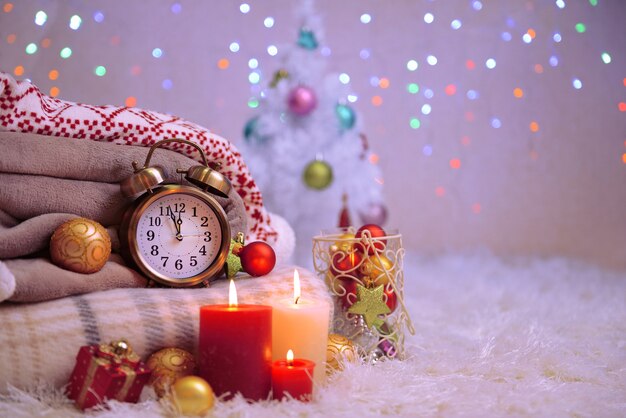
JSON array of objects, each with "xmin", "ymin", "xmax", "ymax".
[{"xmin": 0, "ymin": 72, "xmax": 277, "ymax": 243}]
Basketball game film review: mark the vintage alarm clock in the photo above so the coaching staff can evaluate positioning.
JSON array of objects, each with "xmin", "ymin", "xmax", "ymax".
[{"xmin": 119, "ymin": 138, "xmax": 231, "ymax": 287}]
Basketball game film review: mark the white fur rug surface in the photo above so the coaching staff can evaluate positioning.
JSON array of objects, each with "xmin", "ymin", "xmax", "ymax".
[{"xmin": 1, "ymin": 253, "xmax": 624, "ymax": 417}]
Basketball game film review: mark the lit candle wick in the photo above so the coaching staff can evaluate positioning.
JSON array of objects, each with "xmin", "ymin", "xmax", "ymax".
[
  {"xmin": 287, "ymin": 349, "xmax": 294, "ymax": 366},
  {"xmin": 293, "ymin": 269, "xmax": 301, "ymax": 305}
]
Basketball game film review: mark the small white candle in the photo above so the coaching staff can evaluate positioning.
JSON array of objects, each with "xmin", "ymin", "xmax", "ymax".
[{"xmin": 271, "ymin": 269, "xmax": 330, "ymax": 387}]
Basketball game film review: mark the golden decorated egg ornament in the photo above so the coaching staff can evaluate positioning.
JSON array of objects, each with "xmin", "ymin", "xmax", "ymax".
[
  {"xmin": 50, "ymin": 218, "xmax": 111, "ymax": 274},
  {"xmin": 326, "ymin": 333, "xmax": 358, "ymax": 373},
  {"xmin": 146, "ymin": 347, "xmax": 196, "ymax": 397}
]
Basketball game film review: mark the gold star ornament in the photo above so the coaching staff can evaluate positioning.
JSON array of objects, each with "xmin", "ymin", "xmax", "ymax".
[
  {"xmin": 347, "ymin": 284, "xmax": 391, "ymax": 329},
  {"xmin": 270, "ymin": 69, "xmax": 290, "ymax": 88}
]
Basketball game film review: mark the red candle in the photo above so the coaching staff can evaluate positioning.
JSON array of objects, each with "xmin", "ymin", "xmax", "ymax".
[
  {"xmin": 199, "ymin": 280, "xmax": 272, "ymax": 401},
  {"xmin": 271, "ymin": 350, "xmax": 316, "ymax": 402}
]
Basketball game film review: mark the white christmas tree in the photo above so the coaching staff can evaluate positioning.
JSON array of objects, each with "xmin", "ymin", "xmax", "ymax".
[{"xmin": 241, "ymin": 1, "xmax": 386, "ymax": 266}]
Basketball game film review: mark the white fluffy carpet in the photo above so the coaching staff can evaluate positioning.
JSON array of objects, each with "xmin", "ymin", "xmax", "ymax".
[{"xmin": 1, "ymin": 253, "xmax": 625, "ymax": 417}]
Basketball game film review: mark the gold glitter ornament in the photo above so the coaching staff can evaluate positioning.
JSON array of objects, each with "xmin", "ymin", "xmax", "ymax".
[
  {"xmin": 147, "ymin": 348, "xmax": 196, "ymax": 397},
  {"xmin": 348, "ymin": 284, "xmax": 391, "ymax": 329},
  {"xmin": 270, "ymin": 68, "xmax": 289, "ymax": 88},
  {"xmin": 326, "ymin": 334, "xmax": 358, "ymax": 373},
  {"xmin": 270, "ymin": 68, "xmax": 290, "ymax": 88},
  {"xmin": 50, "ymin": 218, "xmax": 111, "ymax": 274},
  {"xmin": 170, "ymin": 376, "xmax": 215, "ymax": 416}
]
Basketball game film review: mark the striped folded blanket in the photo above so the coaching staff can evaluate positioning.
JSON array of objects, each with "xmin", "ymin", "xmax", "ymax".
[{"xmin": 0, "ymin": 266, "xmax": 332, "ymax": 394}]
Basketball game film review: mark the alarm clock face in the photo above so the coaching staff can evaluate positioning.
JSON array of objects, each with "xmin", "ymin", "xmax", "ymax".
[{"xmin": 125, "ymin": 186, "xmax": 230, "ymax": 286}]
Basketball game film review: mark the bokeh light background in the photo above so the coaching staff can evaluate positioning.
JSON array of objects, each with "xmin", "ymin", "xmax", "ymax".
[{"xmin": 1, "ymin": 0, "xmax": 625, "ymax": 269}]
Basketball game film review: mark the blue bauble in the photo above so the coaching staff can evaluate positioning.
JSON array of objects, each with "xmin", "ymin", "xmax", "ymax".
[
  {"xmin": 336, "ymin": 104, "xmax": 356, "ymax": 131},
  {"xmin": 297, "ymin": 28, "xmax": 318, "ymax": 50},
  {"xmin": 243, "ymin": 116, "xmax": 267, "ymax": 144}
]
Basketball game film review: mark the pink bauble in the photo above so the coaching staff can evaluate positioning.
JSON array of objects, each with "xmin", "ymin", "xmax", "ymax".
[
  {"xmin": 287, "ymin": 85, "xmax": 317, "ymax": 116},
  {"xmin": 359, "ymin": 202, "xmax": 388, "ymax": 226}
]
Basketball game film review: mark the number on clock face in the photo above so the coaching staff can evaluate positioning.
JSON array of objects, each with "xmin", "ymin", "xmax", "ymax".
[{"xmin": 136, "ymin": 193, "xmax": 223, "ymax": 279}]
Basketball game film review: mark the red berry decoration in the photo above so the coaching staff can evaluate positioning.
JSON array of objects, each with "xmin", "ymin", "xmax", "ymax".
[
  {"xmin": 355, "ymin": 224, "xmax": 387, "ymax": 254},
  {"xmin": 331, "ymin": 250, "xmax": 363, "ymax": 276},
  {"xmin": 239, "ymin": 241, "xmax": 276, "ymax": 277}
]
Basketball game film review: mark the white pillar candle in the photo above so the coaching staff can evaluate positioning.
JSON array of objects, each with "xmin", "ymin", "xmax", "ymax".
[{"xmin": 271, "ymin": 269, "xmax": 330, "ymax": 387}]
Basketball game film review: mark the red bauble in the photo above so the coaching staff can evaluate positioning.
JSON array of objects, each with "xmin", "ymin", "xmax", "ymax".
[
  {"xmin": 384, "ymin": 285, "xmax": 397, "ymax": 312},
  {"xmin": 331, "ymin": 251, "xmax": 363, "ymax": 276},
  {"xmin": 239, "ymin": 241, "xmax": 276, "ymax": 277},
  {"xmin": 340, "ymin": 280, "xmax": 359, "ymax": 309},
  {"xmin": 355, "ymin": 224, "xmax": 387, "ymax": 254}
]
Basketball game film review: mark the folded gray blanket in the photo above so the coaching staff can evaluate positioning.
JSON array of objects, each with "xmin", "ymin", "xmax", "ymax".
[{"xmin": 0, "ymin": 131, "xmax": 247, "ymax": 302}]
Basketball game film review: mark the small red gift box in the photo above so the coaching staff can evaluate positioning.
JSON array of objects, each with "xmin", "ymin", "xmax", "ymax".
[{"xmin": 66, "ymin": 340, "xmax": 151, "ymax": 410}]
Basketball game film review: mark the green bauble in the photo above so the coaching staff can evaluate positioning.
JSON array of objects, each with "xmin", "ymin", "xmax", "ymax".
[
  {"xmin": 297, "ymin": 28, "xmax": 318, "ymax": 50},
  {"xmin": 336, "ymin": 104, "xmax": 356, "ymax": 131},
  {"xmin": 303, "ymin": 160, "xmax": 333, "ymax": 190}
]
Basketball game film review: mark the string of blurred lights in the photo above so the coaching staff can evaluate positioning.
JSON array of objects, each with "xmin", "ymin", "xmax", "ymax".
[{"xmin": 1, "ymin": 0, "xmax": 623, "ymax": 214}]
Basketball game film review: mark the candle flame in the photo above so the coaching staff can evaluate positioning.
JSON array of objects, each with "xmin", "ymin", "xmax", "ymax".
[
  {"xmin": 287, "ymin": 349, "xmax": 294, "ymax": 366},
  {"xmin": 229, "ymin": 279, "xmax": 238, "ymax": 307},
  {"xmin": 293, "ymin": 269, "xmax": 301, "ymax": 304}
]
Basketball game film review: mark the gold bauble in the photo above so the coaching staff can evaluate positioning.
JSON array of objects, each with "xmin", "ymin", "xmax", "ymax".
[
  {"xmin": 359, "ymin": 255, "xmax": 394, "ymax": 286},
  {"xmin": 50, "ymin": 218, "xmax": 111, "ymax": 274},
  {"xmin": 147, "ymin": 348, "xmax": 196, "ymax": 398},
  {"xmin": 170, "ymin": 376, "xmax": 215, "ymax": 416},
  {"xmin": 335, "ymin": 233, "xmax": 355, "ymax": 253},
  {"xmin": 112, "ymin": 339, "xmax": 130, "ymax": 356},
  {"xmin": 326, "ymin": 334, "xmax": 358, "ymax": 374}
]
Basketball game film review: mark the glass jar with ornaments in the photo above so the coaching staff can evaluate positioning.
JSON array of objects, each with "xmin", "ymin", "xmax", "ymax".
[{"xmin": 313, "ymin": 225, "xmax": 414, "ymax": 364}]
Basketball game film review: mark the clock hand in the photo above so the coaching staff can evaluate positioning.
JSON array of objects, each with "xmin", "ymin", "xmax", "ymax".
[
  {"xmin": 168, "ymin": 210, "xmax": 183, "ymax": 241},
  {"xmin": 168, "ymin": 211, "xmax": 176, "ymax": 229},
  {"xmin": 176, "ymin": 210, "xmax": 184, "ymax": 241}
]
